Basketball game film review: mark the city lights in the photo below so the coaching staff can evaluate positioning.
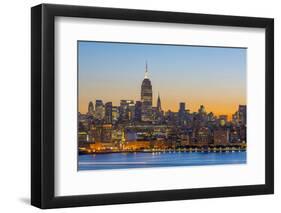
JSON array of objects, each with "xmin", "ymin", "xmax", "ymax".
[{"xmin": 78, "ymin": 63, "xmax": 246, "ymax": 154}]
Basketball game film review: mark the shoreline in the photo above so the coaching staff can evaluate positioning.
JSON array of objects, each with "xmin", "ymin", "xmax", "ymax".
[{"xmin": 79, "ymin": 148, "xmax": 247, "ymax": 155}]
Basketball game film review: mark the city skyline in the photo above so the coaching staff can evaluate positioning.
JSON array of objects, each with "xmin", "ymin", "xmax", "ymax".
[
  {"xmin": 78, "ymin": 41, "xmax": 247, "ymax": 170},
  {"xmin": 78, "ymin": 41, "xmax": 246, "ymax": 118}
]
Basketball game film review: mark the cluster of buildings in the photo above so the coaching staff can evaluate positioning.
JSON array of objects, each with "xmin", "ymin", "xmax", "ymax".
[{"xmin": 78, "ymin": 64, "xmax": 247, "ymax": 153}]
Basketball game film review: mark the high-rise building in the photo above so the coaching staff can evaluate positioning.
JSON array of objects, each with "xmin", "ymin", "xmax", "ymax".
[
  {"xmin": 198, "ymin": 105, "xmax": 206, "ymax": 114},
  {"xmin": 232, "ymin": 111, "xmax": 239, "ymax": 125},
  {"xmin": 141, "ymin": 62, "xmax": 153, "ymax": 122},
  {"xmin": 207, "ymin": 112, "xmax": 215, "ymax": 122},
  {"xmin": 104, "ymin": 102, "xmax": 112, "ymax": 124},
  {"xmin": 95, "ymin": 100, "xmax": 105, "ymax": 120},
  {"xmin": 112, "ymin": 106, "xmax": 119, "ymax": 123},
  {"xmin": 239, "ymin": 125, "xmax": 246, "ymax": 142},
  {"xmin": 157, "ymin": 92, "xmax": 161, "ymax": 112},
  {"xmin": 119, "ymin": 100, "xmax": 134, "ymax": 122},
  {"xmin": 88, "ymin": 101, "xmax": 94, "ymax": 115},
  {"xmin": 119, "ymin": 100, "xmax": 128, "ymax": 122},
  {"xmin": 128, "ymin": 102, "xmax": 135, "ymax": 121},
  {"xmin": 179, "ymin": 102, "xmax": 185, "ymax": 112},
  {"xmin": 238, "ymin": 105, "xmax": 247, "ymax": 125},
  {"xmin": 178, "ymin": 102, "xmax": 186, "ymax": 125},
  {"xmin": 135, "ymin": 101, "xmax": 142, "ymax": 122}
]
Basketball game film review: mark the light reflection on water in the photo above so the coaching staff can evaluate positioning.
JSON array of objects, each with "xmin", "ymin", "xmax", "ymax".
[{"xmin": 78, "ymin": 151, "xmax": 246, "ymax": 171}]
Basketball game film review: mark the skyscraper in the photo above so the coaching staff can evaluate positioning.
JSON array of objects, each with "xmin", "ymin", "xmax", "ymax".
[
  {"xmin": 119, "ymin": 100, "xmax": 134, "ymax": 122},
  {"xmin": 238, "ymin": 105, "xmax": 247, "ymax": 125},
  {"xmin": 112, "ymin": 106, "xmax": 119, "ymax": 123},
  {"xmin": 128, "ymin": 102, "xmax": 135, "ymax": 121},
  {"xmin": 157, "ymin": 92, "xmax": 161, "ymax": 112},
  {"xmin": 198, "ymin": 105, "xmax": 206, "ymax": 114},
  {"xmin": 104, "ymin": 102, "xmax": 112, "ymax": 124},
  {"xmin": 178, "ymin": 102, "xmax": 186, "ymax": 125},
  {"xmin": 88, "ymin": 101, "xmax": 94, "ymax": 115},
  {"xmin": 179, "ymin": 102, "xmax": 186, "ymax": 112},
  {"xmin": 141, "ymin": 62, "xmax": 153, "ymax": 122},
  {"xmin": 135, "ymin": 101, "xmax": 142, "ymax": 122},
  {"xmin": 95, "ymin": 100, "xmax": 104, "ymax": 120}
]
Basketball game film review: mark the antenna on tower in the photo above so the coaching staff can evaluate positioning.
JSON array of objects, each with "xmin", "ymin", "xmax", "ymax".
[{"xmin": 144, "ymin": 60, "xmax": 148, "ymax": 79}]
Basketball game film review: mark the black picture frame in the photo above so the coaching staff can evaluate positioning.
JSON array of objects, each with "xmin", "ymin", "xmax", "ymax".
[{"xmin": 31, "ymin": 3, "xmax": 274, "ymax": 209}]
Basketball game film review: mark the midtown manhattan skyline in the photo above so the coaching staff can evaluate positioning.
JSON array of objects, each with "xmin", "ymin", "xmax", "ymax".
[{"xmin": 78, "ymin": 41, "xmax": 246, "ymax": 117}]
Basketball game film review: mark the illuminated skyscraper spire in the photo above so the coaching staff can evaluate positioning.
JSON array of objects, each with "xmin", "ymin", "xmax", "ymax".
[
  {"xmin": 144, "ymin": 61, "xmax": 148, "ymax": 79},
  {"xmin": 157, "ymin": 92, "xmax": 161, "ymax": 111},
  {"xmin": 141, "ymin": 60, "xmax": 152, "ymax": 122}
]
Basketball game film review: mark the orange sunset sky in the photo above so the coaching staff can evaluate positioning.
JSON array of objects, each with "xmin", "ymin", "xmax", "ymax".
[{"xmin": 78, "ymin": 41, "xmax": 246, "ymax": 119}]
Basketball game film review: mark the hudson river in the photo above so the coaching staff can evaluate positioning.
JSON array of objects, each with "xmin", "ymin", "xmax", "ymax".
[{"xmin": 78, "ymin": 151, "xmax": 246, "ymax": 170}]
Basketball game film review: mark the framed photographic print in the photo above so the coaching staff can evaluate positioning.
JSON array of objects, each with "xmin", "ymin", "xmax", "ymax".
[{"xmin": 31, "ymin": 4, "xmax": 274, "ymax": 209}]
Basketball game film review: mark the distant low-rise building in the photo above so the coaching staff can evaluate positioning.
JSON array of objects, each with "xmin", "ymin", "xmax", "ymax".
[
  {"xmin": 214, "ymin": 129, "xmax": 229, "ymax": 145},
  {"xmin": 196, "ymin": 127, "xmax": 210, "ymax": 145},
  {"xmin": 90, "ymin": 124, "xmax": 113, "ymax": 143}
]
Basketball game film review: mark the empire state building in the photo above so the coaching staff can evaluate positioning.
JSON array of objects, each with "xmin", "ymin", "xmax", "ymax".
[{"xmin": 141, "ymin": 62, "xmax": 153, "ymax": 122}]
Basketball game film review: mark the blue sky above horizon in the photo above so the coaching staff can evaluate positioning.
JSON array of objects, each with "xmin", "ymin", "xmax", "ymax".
[{"xmin": 78, "ymin": 41, "xmax": 246, "ymax": 117}]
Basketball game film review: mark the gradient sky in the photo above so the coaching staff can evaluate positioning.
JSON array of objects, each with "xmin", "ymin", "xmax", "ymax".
[{"xmin": 78, "ymin": 41, "xmax": 246, "ymax": 118}]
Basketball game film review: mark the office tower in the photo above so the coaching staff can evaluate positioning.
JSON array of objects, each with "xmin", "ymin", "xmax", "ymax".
[
  {"xmin": 179, "ymin": 102, "xmax": 185, "ymax": 112},
  {"xmin": 120, "ymin": 100, "xmax": 134, "ymax": 122},
  {"xmin": 120, "ymin": 100, "xmax": 128, "ymax": 122},
  {"xmin": 207, "ymin": 112, "xmax": 215, "ymax": 122},
  {"xmin": 88, "ymin": 101, "xmax": 94, "ymax": 115},
  {"xmin": 128, "ymin": 102, "xmax": 135, "ymax": 121},
  {"xmin": 95, "ymin": 100, "xmax": 105, "ymax": 120},
  {"xmin": 157, "ymin": 92, "xmax": 161, "ymax": 112},
  {"xmin": 238, "ymin": 105, "xmax": 247, "ymax": 125},
  {"xmin": 105, "ymin": 102, "xmax": 113, "ymax": 124},
  {"xmin": 141, "ymin": 62, "xmax": 153, "ymax": 122},
  {"xmin": 135, "ymin": 101, "xmax": 142, "ymax": 122},
  {"xmin": 112, "ymin": 106, "xmax": 119, "ymax": 123},
  {"xmin": 178, "ymin": 102, "xmax": 186, "ymax": 125},
  {"xmin": 198, "ymin": 105, "xmax": 206, "ymax": 114},
  {"xmin": 232, "ymin": 111, "xmax": 239, "ymax": 125}
]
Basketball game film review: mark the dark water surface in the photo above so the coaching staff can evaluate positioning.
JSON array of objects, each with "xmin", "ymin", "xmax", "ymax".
[{"xmin": 78, "ymin": 151, "xmax": 246, "ymax": 171}]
